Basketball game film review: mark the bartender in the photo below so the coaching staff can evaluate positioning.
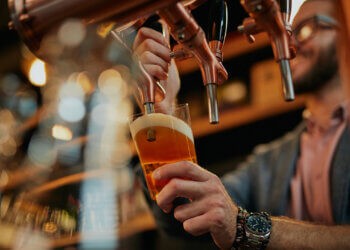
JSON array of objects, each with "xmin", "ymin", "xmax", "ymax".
[{"xmin": 133, "ymin": 0, "xmax": 350, "ymax": 249}]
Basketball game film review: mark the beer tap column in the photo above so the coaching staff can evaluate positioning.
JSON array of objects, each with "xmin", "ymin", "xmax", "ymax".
[
  {"xmin": 239, "ymin": 0, "xmax": 295, "ymax": 101},
  {"xmin": 159, "ymin": 2, "xmax": 228, "ymax": 124},
  {"xmin": 207, "ymin": 0, "xmax": 228, "ymax": 123}
]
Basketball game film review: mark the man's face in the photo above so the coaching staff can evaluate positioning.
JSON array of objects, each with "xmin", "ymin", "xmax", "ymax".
[{"xmin": 290, "ymin": 0, "xmax": 338, "ymax": 94}]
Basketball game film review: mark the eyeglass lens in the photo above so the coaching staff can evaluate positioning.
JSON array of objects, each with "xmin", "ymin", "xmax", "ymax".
[{"xmin": 295, "ymin": 21, "xmax": 317, "ymax": 44}]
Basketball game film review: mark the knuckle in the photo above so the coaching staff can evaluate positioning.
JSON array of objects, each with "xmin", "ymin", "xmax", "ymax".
[
  {"xmin": 153, "ymin": 66, "xmax": 166, "ymax": 79},
  {"xmin": 211, "ymin": 174, "xmax": 221, "ymax": 184},
  {"xmin": 210, "ymin": 209, "xmax": 226, "ymax": 228},
  {"xmin": 138, "ymin": 28, "xmax": 148, "ymax": 39},
  {"xmin": 207, "ymin": 176, "xmax": 223, "ymax": 192},
  {"xmin": 206, "ymin": 181, "xmax": 221, "ymax": 195},
  {"xmin": 210, "ymin": 197, "xmax": 225, "ymax": 209},
  {"xmin": 142, "ymin": 51, "xmax": 153, "ymax": 61},
  {"xmin": 168, "ymin": 178, "xmax": 180, "ymax": 192},
  {"xmin": 142, "ymin": 65, "xmax": 154, "ymax": 77},
  {"xmin": 143, "ymin": 39, "xmax": 154, "ymax": 50},
  {"xmin": 183, "ymin": 221, "xmax": 198, "ymax": 236},
  {"xmin": 154, "ymin": 65, "xmax": 163, "ymax": 74},
  {"xmin": 173, "ymin": 208, "xmax": 184, "ymax": 222},
  {"xmin": 182, "ymin": 161, "xmax": 194, "ymax": 170}
]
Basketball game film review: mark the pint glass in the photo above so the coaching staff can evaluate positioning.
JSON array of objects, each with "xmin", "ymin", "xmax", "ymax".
[{"xmin": 129, "ymin": 104, "xmax": 197, "ymax": 200}]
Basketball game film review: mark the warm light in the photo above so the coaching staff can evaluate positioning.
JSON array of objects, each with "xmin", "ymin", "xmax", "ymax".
[
  {"xmin": 77, "ymin": 72, "xmax": 94, "ymax": 94},
  {"xmin": 0, "ymin": 171, "xmax": 9, "ymax": 188},
  {"xmin": 52, "ymin": 125, "xmax": 73, "ymax": 141},
  {"xmin": 59, "ymin": 82, "xmax": 85, "ymax": 99},
  {"xmin": 221, "ymin": 81, "xmax": 247, "ymax": 104},
  {"xmin": 58, "ymin": 19, "xmax": 86, "ymax": 47},
  {"xmin": 98, "ymin": 69, "xmax": 127, "ymax": 99},
  {"xmin": 29, "ymin": 59, "xmax": 47, "ymax": 86}
]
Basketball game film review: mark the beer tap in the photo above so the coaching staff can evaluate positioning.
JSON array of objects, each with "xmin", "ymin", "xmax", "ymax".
[
  {"xmin": 207, "ymin": 0, "xmax": 228, "ymax": 123},
  {"xmin": 277, "ymin": 0, "xmax": 296, "ymax": 58},
  {"xmin": 238, "ymin": 0, "xmax": 295, "ymax": 101},
  {"xmin": 159, "ymin": 2, "xmax": 228, "ymax": 124},
  {"xmin": 8, "ymin": 0, "xmax": 228, "ymax": 122},
  {"xmin": 277, "ymin": 0, "xmax": 292, "ymax": 30},
  {"xmin": 110, "ymin": 31, "xmax": 165, "ymax": 114}
]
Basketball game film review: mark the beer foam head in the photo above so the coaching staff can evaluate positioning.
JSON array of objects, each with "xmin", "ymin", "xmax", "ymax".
[{"xmin": 130, "ymin": 113, "xmax": 194, "ymax": 142}]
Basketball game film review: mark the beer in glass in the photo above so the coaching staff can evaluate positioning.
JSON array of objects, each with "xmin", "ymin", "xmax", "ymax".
[{"xmin": 130, "ymin": 104, "xmax": 197, "ymax": 200}]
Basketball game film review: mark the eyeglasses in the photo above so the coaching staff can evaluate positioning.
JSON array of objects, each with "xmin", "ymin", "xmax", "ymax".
[{"xmin": 292, "ymin": 14, "xmax": 339, "ymax": 44}]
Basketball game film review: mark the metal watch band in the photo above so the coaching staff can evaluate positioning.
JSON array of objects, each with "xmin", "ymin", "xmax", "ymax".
[
  {"xmin": 232, "ymin": 207, "xmax": 271, "ymax": 250},
  {"xmin": 243, "ymin": 211, "xmax": 271, "ymax": 250}
]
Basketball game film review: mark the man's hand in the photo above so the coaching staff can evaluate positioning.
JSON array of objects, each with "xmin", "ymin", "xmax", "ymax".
[
  {"xmin": 133, "ymin": 27, "xmax": 180, "ymax": 108},
  {"xmin": 152, "ymin": 161, "xmax": 238, "ymax": 250}
]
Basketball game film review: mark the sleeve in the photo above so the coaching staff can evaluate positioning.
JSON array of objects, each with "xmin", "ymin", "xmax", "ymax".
[
  {"xmin": 221, "ymin": 153, "xmax": 259, "ymax": 210},
  {"xmin": 222, "ymin": 125, "xmax": 303, "ymax": 213}
]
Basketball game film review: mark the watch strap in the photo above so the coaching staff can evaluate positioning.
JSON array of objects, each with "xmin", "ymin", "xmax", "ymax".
[{"xmin": 231, "ymin": 206, "xmax": 248, "ymax": 250}]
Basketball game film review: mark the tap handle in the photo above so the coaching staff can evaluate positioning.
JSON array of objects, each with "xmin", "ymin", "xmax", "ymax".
[
  {"xmin": 277, "ymin": 0, "xmax": 291, "ymax": 15},
  {"xmin": 207, "ymin": 0, "xmax": 228, "ymax": 44},
  {"xmin": 277, "ymin": 0, "xmax": 292, "ymax": 28}
]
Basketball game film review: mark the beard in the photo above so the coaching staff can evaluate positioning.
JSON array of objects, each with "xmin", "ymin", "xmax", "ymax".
[{"xmin": 292, "ymin": 43, "xmax": 339, "ymax": 94}]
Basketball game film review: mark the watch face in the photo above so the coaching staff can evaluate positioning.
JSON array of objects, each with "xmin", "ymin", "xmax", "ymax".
[{"xmin": 246, "ymin": 214, "xmax": 271, "ymax": 235}]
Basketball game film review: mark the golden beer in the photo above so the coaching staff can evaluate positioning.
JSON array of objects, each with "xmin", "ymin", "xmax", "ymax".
[{"xmin": 130, "ymin": 112, "xmax": 197, "ymax": 200}]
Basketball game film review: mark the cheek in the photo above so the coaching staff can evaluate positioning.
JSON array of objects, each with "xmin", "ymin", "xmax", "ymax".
[{"xmin": 291, "ymin": 54, "xmax": 313, "ymax": 79}]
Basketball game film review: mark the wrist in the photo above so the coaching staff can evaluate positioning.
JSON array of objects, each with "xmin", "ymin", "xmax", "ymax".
[
  {"xmin": 232, "ymin": 207, "xmax": 272, "ymax": 250},
  {"xmin": 232, "ymin": 206, "xmax": 249, "ymax": 249}
]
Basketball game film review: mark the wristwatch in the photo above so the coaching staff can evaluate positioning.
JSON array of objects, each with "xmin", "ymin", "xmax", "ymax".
[{"xmin": 232, "ymin": 206, "xmax": 272, "ymax": 250}]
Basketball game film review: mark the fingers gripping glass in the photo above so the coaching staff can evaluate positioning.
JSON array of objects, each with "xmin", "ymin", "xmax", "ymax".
[
  {"xmin": 129, "ymin": 104, "xmax": 197, "ymax": 200},
  {"xmin": 293, "ymin": 15, "xmax": 339, "ymax": 44}
]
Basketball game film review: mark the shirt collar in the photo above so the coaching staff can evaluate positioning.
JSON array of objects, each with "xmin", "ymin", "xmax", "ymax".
[{"xmin": 303, "ymin": 101, "xmax": 348, "ymax": 133}]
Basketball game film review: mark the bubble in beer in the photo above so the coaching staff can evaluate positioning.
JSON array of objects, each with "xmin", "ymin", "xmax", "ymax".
[{"xmin": 146, "ymin": 129, "xmax": 156, "ymax": 142}]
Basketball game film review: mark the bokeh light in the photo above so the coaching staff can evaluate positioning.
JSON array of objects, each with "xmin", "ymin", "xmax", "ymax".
[
  {"xmin": 28, "ymin": 135, "xmax": 56, "ymax": 167},
  {"xmin": 58, "ymin": 19, "xmax": 86, "ymax": 47},
  {"xmin": 29, "ymin": 59, "xmax": 47, "ymax": 87},
  {"xmin": 98, "ymin": 69, "xmax": 128, "ymax": 100},
  {"xmin": 59, "ymin": 82, "xmax": 85, "ymax": 100},
  {"xmin": 52, "ymin": 124, "xmax": 73, "ymax": 141},
  {"xmin": 58, "ymin": 97, "xmax": 86, "ymax": 123}
]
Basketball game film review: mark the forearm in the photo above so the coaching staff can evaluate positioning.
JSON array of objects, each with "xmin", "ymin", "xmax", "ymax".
[{"xmin": 269, "ymin": 216, "xmax": 350, "ymax": 249}]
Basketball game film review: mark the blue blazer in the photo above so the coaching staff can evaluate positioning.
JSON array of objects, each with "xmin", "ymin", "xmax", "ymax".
[{"xmin": 222, "ymin": 122, "xmax": 350, "ymax": 224}]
